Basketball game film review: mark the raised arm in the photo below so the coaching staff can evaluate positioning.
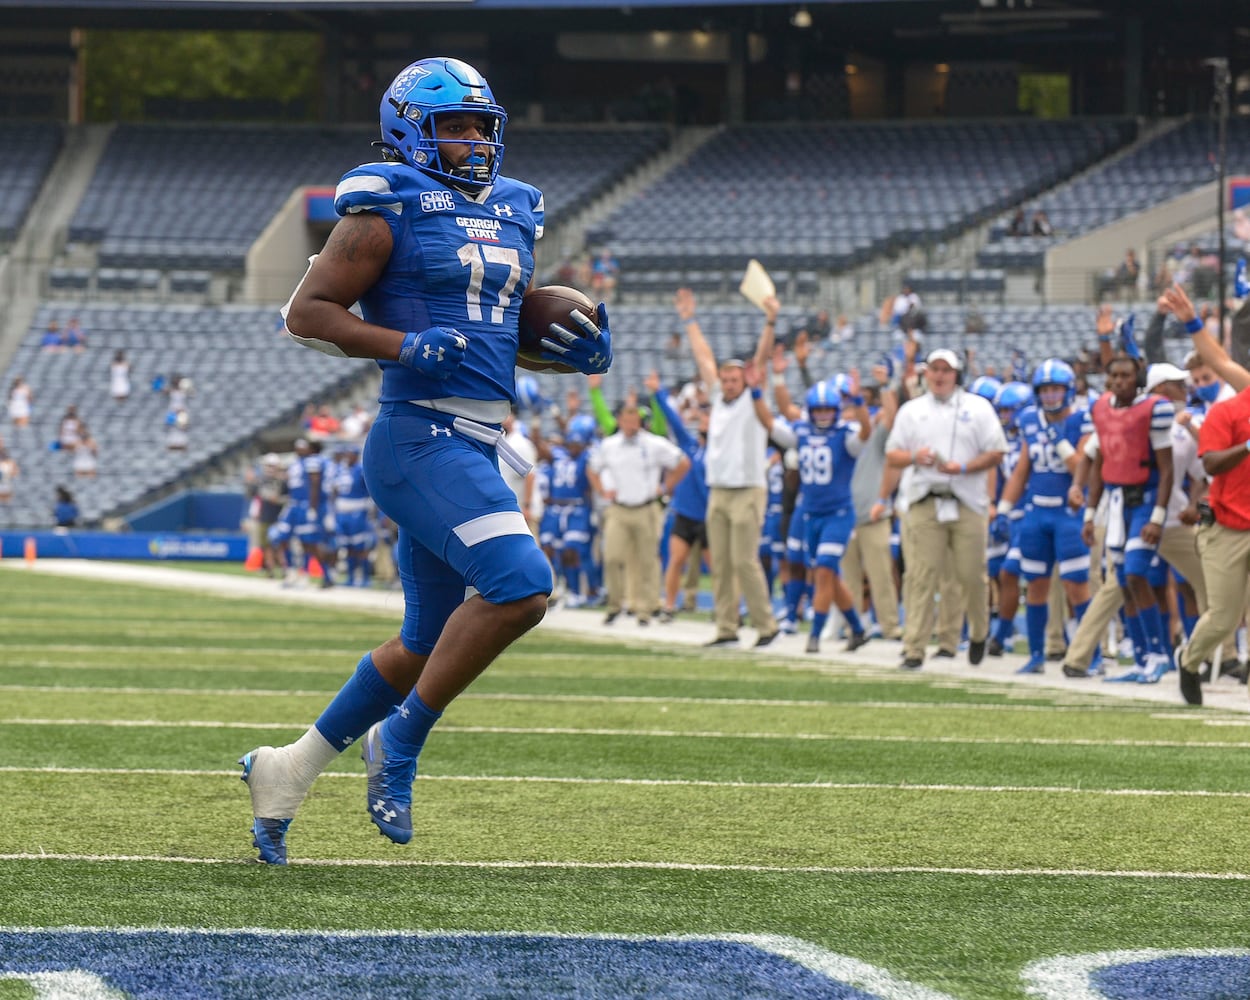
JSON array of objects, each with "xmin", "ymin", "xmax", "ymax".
[
  {"xmin": 1162, "ymin": 283, "xmax": 1250, "ymax": 391},
  {"xmin": 675, "ymin": 288, "xmax": 718, "ymax": 389}
]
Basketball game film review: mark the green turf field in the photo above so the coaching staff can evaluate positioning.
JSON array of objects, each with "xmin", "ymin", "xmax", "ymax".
[{"xmin": 1, "ymin": 565, "xmax": 1248, "ymax": 999}]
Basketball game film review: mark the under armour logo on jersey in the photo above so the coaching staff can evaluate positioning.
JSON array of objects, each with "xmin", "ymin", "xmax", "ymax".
[
  {"xmin": 423, "ymin": 344, "xmax": 445, "ymax": 362},
  {"xmin": 430, "ymin": 425, "xmax": 452, "ymax": 438},
  {"xmin": 492, "ymin": 203, "xmax": 514, "ymax": 217}
]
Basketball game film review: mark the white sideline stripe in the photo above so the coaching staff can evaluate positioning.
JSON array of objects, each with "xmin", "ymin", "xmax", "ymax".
[
  {"xmin": 0, "ymin": 764, "xmax": 1246, "ymax": 799},
  {"xmin": 6, "ymin": 717, "xmax": 1250, "ymax": 751},
  {"xmin": 1024, "ymin": 948, "xmax": 1250, "ymax": 1000},
  {"xmin": 1, "ymin": 853, "xmax": 1248, "ymax": 881},
  {"xmin": 0, "ymin": 684, "xmax": 1179, "ymax": 714}
]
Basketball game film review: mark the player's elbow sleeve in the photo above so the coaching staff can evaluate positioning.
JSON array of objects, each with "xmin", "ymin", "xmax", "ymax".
[{"xmin": 284, "ymin": 324, "xmax": 349, "ymax": 359}]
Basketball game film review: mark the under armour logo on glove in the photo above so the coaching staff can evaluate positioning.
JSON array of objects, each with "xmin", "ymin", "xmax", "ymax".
[
  {"xmin": 540, "ymin": 303, "xmax": 613, "ymax": 375},
  {"xmin": 399, "ymin": 327, "xmax": 468, "ymax": 380}
]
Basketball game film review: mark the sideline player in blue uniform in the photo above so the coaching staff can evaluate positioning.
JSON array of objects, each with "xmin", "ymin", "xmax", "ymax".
[
  {"xmin": 993, "ymin": 360, "xmax": 1092, "ymax": 673},
  {"xmin": 539, "ymin": 419, "xmax": 594, "ymax": 606},
  {"xmin": 987, "ymin": 382, "xmax": 1033, "ymax": 655},
  {"xmin": 239, "ymin": 57, "xmax": 612, "ymax": 863},
  {"xmin": 329, "ymin": 441, "xmax": 377, "ymax": 588},
  {"xmin": 772, "ymin": 378, "xmax": 872, "ymax": 653}
]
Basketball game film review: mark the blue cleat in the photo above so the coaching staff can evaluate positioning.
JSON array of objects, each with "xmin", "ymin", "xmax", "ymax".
[
  {"xmin": 1104, "ymin": 667, "xmax": 1146, "ymax": 683},
  {"xmin": 361, "ymin": 722, "xmax": 415, "ymax": 845},
  {"xmin": 1139, "ymin": 653, "xmax": 1175, "ymax": 684},
  {"xmin": 249, "ymin": 817, "xmax": 292, "ymax": 865},
  {"xmin": 239, "ymin": 752, "xmax": 291, "ymax": 865},
  {"xmin": 1016, "ymin": 654, "xmax": 1046, "ymax": 675}
]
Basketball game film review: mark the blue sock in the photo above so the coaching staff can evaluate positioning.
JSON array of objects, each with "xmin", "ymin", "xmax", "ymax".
[
  {"xmin": 563, "ymin": 563, "xmax": 580, "ymax": 598},
  {"xmin": 1026, "ymin": 603, "xmax": 1048, "ymax": 659},
  {"xmin": 842, "ymin": 605, "xmax": 863, "ymax": 636},
  {"xmin": 784, "ymin": 578, "xmax": 805, "ymax": 622},
  {"xmin": 1138, "ymin": 603, "xmax": 1165, "ymax": 655},
  {"xmin": 382, "ymin": 688, "xmax": 443, "ymax": 755},
  {"xmin": 994, "ymin": 613, "xmax": 1014, "ymax": 645},
  {"xmin": 1160, "ymin": 609, "xmax": 1172, "ymax": 652},
  {"xmin": 762, "ymin": 559, "xmax": 776, "ymax": 598},
  {"xmin": 314, "ymin": 653, "xmax": 403, "ymax": 750},
  {"xmin": 1126, "ymin": 612, "xmax": 1148, "ymax": 665},
  {"xmin": 810, "ymin": 611, "xmax": 828, "ymax": 640}
]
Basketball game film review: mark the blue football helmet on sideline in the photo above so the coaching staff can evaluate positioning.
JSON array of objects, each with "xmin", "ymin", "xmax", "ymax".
[
  {"xmin": 515, "ymin": 374, "xmax": 544, "ymax": 412},
  {"xmin": 1031, "ymin": 358, "xmax": 1076, "ymax": 412},
  {"xmin": 993, "ymin": 381, "xmax": 1033, "ymax": 428},
  {"xmin": 805, "ymin": 380, "xmax": 841, "ymax": 428},
  {"xmin": 379, "ymin": 57, "xmax": 507, "ymax": 190},
  {"xmin": 566, "ymin": 414, "xmax": 597, "ymax": 445},
  {"xmin": 969, "ymin": 375, "xmax": 1002, "ymax": 403}
]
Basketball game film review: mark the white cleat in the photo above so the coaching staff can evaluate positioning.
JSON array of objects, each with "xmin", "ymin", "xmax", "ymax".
[{"xmin": 238, "ymin": 744, "xmax": 311, "ymax": 821}]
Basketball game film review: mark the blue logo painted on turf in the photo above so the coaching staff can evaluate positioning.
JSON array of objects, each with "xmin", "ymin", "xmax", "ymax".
[
  {"xmin": 1024, "ymin": 949, "xmax": 1250, "ymax": 1000},
  {"xmin": 0, "ymin": 929, "xmax": 958, "ymax": 999}
]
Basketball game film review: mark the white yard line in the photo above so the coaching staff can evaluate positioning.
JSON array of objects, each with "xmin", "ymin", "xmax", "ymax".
[
  {"xmin": 1, "ymin": 852, "xmax": 1247, "ymax": 880},
  {"xmin": 4, "ymin": 716, "xmax": 1250, "ymax": 750},
  {"xmin": 0, "ymin": 763, "xmax": 1245, "ymax": 798}
]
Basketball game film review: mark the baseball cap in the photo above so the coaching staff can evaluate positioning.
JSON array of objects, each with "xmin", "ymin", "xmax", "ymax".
[
  {"xmin": 1144, "ymin": 362, "xmax": 1188, "ymax": 392},
  {"xmin": 925, "ymin": 348, "xmax": 963, "ymax": 371}
]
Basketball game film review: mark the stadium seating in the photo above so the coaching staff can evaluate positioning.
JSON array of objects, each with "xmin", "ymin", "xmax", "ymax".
[
  {"xmin": 590, "ymin": 119, "xmax": 1130, "ymax": 282},
  {"xmin": 65, "ymin": 123, "xmax": 669, "ymax": 273},
  {"xmin": 0, "ymin": 303, "xmax": 374, "ymax": 529},
  {"xmin": 0, "ymin": 123, "xmax": 62, "ymax": 244},
  {"xmin": 979, "ymin": 118, "xmax": 1250, "ymax": 270}
]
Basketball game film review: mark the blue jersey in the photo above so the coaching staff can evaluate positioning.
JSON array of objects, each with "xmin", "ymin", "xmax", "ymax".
[
  {"xmin": 287, "ymin": 453, "xmax": 326, "ymax": 504},
  {"xmin": 332, "ymin": 461, "xmax": 372, "ymax": 505},
  {"xmin": 334, "ymin": 162, "xmax": 544, "ymax": 407},
  {"xmin": 793, "ymin": 420, "xmax": 861, "ymax": 516},
  {"xmin": 1023, "ymin": 408, "xmax": 1091, "ymax": 503},
  {"xmin": 766, "ymin": 449, "xmax": 785, "ymax": 515},
  {"xmin": 547, "ymin": 447, "xmax": 590, "ymax": 504}
]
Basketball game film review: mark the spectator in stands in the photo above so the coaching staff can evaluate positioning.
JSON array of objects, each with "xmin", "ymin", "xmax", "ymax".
[
  {"xmin": 1104, "ymin": 248, "xmax": 1141, "ymax": 300},
  {"xmin": 831, "ymin": 313, "xmax": 856, "ymax": 345},
  {"xmin": 39, "ymin": 321, "xmax": 64, "ymax": 352},
  {"xmin": 308, "ymin": 404, "xmax": 341, "ymax": 439},
  {"xmin": 663, "ymin": 329, "xmax": 684, "ymax": 363},
  {"xmin": 63, "ymin": 317, "xmax": 87, "ymax": 352},
  {"xmin": 166, "ymin": 407, "xmax": 190, "ymax": 451},
  {"xmin": 7, "ymin": 376, "xmax": 32, "ymax": 429},
  {"xmin": 1008, "ymin": 208, "xmax": 1028, "ymax": 237},
  {"xmin": 109, "ymin": 349, "xmax": 131, "ymax": 404},
  {"xmin": 340, "ymin": 402, "xmax": 372, "ymax": 442},
  {"xmin": 590, "ymin": 247, "xmax": 620, "ymax": 304},
  {"xmin": 57, "ymin": 405, "xmax": 82, "ymax": 451},
  {"xmin": 239, "ymin": 56, "xmax": 608, "ymax": 864},
  {"xmin": 885, "ymin": 284, "xmax": 922, "ymax": 330},
  {"xmin": 0, "ymin": 441, "xmax": 17, "ymax": 504},
  {"xmin": 72, "ymin": 425, "xmax": 98, "ymax": 478},
  {"xmin": 53, "ymin": 485, "xmax": 78, "ymax": 528},
  {"xmin": 676, "ymin": 286, "xmax": 780, "ymax": 647},
  {"xmin": 1031, "ymin": 210, "xmax": 1053, "ymax": 237},
  {"xmin": 795, "ymin": 309, "xmax": 832, "ymax": 346}
]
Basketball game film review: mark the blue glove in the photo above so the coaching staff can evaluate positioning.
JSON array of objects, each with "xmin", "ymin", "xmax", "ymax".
[
  {"xmin": 540, "ymin": 303, "xmax": 613, "ymax": 375},
  {"xmin": 1117, "ymin": 313, "xmax": 1140, "ymax": 361},
  {"xmin": 398, "ymin": 327, "xmax": 468, "ymax": 380},
  {"xmin": 990, "ymin": 514, "xmax": 1011, "ymax": 544}
]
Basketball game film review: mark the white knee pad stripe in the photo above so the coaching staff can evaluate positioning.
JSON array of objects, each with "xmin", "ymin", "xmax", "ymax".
[{"xmin": 454, "ymin": 510, "xmax": 531, "ymax": 548}]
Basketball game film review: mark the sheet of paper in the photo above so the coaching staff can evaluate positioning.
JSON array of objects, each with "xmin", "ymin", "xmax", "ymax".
[{"xmin": 738, "ymin": 259, "xmax": 776, "ymax": 310}]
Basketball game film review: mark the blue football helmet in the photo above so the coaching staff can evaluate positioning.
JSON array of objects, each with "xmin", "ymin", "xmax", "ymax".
[
  {"xmin": 1031, "ymin": 358, "xmax": 1075, "ymax": 412},
  {"xmin": 805, "ymin": 380, "xmax": 841, "ymax": 428},
  {"xmin": 993, "ymin": 381, "xmax": 1033, "ymax": 428},
  {"xmin": 969, "ymin": 375, "xmax": 1002, "ymax": 403},
  {"xmin": 515, "ymin": 374, "xmax": 543, "ymax": 412},
  {"xmin": 379, "ymin": 57, "xmax": 507, "ymax": 191},
  {"xmin": 566, "ymin": 414, "xmax": 597, "ymax": 445}
]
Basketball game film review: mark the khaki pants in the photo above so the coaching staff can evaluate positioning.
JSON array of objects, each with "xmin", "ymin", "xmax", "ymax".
[
  {"xmin": 706, "ymin": 485, "xmax": 777, "ymax": 640},
  {"xmin": 603, "ymin": 502, "xmax": 662, "ymax": 619},
  {"xmin": 843, "ymin": 516, "xmax": 900, "ymax": 638},
  {"xmin": 900, "ymin": 512, "xmax": 963, "ymax": 651},
  {"xmin": 902, "ymin": 498, "xmax": 989, "ymax": 660},
  {"xmin": 1181, "ymin": 522, "xmax": 1250, "ymax": 671},
  {"xmin": 1067, "ymin": 522, "xmax": 1208, "ymax": 668}
]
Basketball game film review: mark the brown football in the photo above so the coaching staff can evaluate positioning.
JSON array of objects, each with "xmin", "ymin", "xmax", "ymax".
[{"xmin": 518, "ymin": 285, "xmax": 598, "ymax": 365}]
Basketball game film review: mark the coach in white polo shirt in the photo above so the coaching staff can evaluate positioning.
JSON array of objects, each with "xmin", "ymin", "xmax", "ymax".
[
  {"xmin": 886, "ymin": 349, "xmax": 1007, "ymax": 669},
  {"xmin": 588, "ymin": 403, "xmax": 689, "ymax": 627},
  {"xmin": 675, "ymin": 286, "xmax": 780, "ymax": 647}
]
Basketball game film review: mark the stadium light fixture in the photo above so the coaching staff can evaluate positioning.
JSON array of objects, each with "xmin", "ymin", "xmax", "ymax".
[{"xmin": 790, "ymin": 6, "xmax": 813, "ymax": 29}]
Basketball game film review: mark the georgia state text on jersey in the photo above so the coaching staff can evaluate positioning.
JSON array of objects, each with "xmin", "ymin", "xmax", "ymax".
[{"xmin": 334, "ymin": 161, "xmax": 544, "ymax": 406}]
